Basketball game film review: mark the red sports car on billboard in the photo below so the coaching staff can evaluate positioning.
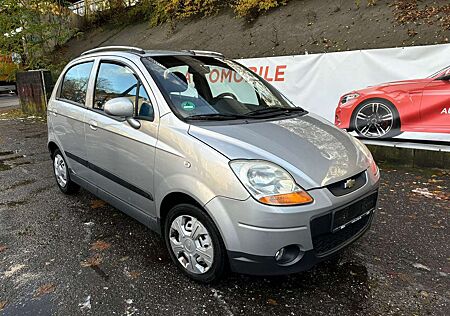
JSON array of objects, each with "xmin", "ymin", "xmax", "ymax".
[{"xmin": 335, "ymin": 65, "xmax": 450, "ymax": 138}]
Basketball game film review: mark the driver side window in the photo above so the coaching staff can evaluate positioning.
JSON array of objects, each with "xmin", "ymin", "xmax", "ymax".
[{"xmin": 94, "ymin": 62, "xmax": 154, "ymax": 120}]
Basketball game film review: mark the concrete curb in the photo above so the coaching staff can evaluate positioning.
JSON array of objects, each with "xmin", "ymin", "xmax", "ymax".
[{"xmin": 367, "ymin": 143, "xmax": 450, "ymax": 169}]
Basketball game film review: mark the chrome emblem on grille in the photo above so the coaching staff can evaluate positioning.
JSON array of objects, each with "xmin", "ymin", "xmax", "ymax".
[{"xmin": 344, "ymin": 178, "xmax": 356, "ymax": 189}]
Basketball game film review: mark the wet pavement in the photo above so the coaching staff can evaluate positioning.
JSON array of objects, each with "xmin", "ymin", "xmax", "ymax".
[
  {"xmin": 0, "ymin": 95, "xmax": 18, "ymax": 110},
  {"xmin": 0, "ymin": 116, "xmax": 449, "ymax": 316}
]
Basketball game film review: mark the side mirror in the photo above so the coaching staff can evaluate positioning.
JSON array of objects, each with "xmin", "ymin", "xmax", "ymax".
[
  {"xmin": 104, "ymin": 97, "xmax": 134, "ymax": 117},
  {"xmin": 103, "ymin": 97, "xmax": 141, "ymax": 129}
]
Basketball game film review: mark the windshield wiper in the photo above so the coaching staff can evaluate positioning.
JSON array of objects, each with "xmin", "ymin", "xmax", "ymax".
[
  {"xmin": 245, "ymin": 107, "xmax": 307, "ymax": 117},
  {"xmin": 184, "ymin": 113, "xmax": 254, "ymax": 121}
]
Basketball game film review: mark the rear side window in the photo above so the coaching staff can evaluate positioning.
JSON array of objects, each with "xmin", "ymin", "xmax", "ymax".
[
  {"xmin": 60, "ymin": 62, "xmax": 94, "ymax": 105},
  {"xmin": 93, "ymin": 62, "xmax": 154, "ymax": 120}
]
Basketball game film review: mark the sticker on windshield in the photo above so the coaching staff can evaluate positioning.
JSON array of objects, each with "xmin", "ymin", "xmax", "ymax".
[{"xmin": 181, "ymin": 101, "xmax": 196, "ymax": 111}]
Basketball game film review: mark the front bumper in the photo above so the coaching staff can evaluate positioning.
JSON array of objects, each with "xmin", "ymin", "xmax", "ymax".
[
  {"xmin": 335, "ymin": 99, "xmax": 360, "ymax": 129},
  {"xmin": 204, "ymin": 170, "xmax": 379, "ymax": 276}
]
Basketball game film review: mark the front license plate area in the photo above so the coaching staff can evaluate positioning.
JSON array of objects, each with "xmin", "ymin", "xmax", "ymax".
[{"xmin": 332, "ymin": 192, "xmax": 378, "ymax": 231}]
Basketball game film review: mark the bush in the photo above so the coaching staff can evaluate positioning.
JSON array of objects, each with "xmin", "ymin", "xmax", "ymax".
[
  {"xmin": 88, "ymin": 0, "xmax": 380, "ymax": 28},
  {"xmin": 166, "ymin": 0, "xmax": 220, "ymax": 19},
  {"xmin": 233, "ymin": 0, "xmax": 288, "ymax": 20},
  {"xmin": 123, "ymin": 0, "xmax": 223, "ymax": 27}
]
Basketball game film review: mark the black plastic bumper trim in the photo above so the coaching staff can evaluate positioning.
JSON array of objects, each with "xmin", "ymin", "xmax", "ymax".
[{"xmin": 227, "ymin": 214, "xmax": 373, "ymax": 276}]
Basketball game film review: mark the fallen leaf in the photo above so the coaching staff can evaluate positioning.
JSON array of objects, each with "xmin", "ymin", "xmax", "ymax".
[
  {"xmin": 267, "ymin": 298, "xmax": 278, "ymax": 305},
  {"xmin": 125, "ymin": 269, "xmax": 141, "ymax": 279},
  {"xmin": 79, "ymin": 295, "xmax": 91, "ymax": 310},
  {"xmin": 81, "ymin": 255, "xmax": 102, "ymax": 267},
  {"xmin": 4, "ymin": 264, "xmax": 25, "ymax": 277},
  {"xmin": 420, "ymin": 290, "xmax": 429, "ymax": 298},
  {"xmin": 90, "ymin": 240, "xmax": 111, "ymax": 251},
  {"xmin": 0, "ymin": 245, "xmax": 7, "ymax": 253},
  {"xmin": 412, "ymin": 188, "xmax": 434, "ymax": 198},
  {"xmin": 412, "ymin": 263, "xmax": 431, "ymax": 271},
  {"xmin": 90, "ymin": 199, "xmax": 106, "ymax": 209},
  {"xmin": 34, "ymin": 283, "xmax": 56, "ymax": 297},
  {"xmin": 0, "ymin": 301, "xmax": 7, "ymax": 310}
]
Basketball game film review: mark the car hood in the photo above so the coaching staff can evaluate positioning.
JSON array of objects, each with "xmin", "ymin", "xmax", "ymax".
[
  {"xmin": 358, "ymin": 78, "xmax": 433, "ymax": 92},
  {"xmin": 370, "ymin": 78, "xmax": 431, "ymax": 88},
  {"xmin": 188, "ymin": 114, "xmax": 371, "ymax": 190}
]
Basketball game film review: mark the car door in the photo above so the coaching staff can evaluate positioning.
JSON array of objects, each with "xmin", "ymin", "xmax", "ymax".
[
  {"xmin": 84, "ymin": 58, "xmax": 159, "ymax": 221},
  {"xmin": 50, "ymin": 60, "xmax": 96, "ymax": 180},
  {"xmin": 420, "ymin": 73, "xmax": 450, "ymax": 130}
]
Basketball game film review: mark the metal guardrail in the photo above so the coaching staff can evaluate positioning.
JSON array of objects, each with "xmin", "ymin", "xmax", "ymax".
[
  {"xmin": 69, "ymin": 0, "xmax": 138, "ymax": 16},
  {"xmin": 362, "ymin": 139, "xmax": 450, "ymax": 153}
]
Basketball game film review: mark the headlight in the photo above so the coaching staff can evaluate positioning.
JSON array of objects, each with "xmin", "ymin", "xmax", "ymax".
[
  {"xmin": 229, "ymin": 160, "xmax": 313, "ymax": 206},
  {"xmin": 351, "ymin": 137, "xmax": 379, "ymax": 177},
  {"xmin": 341, "ymin": 93, "xmax": 360, "ymax": 104},
  {"xmin": 370, "ymin": 158, "xmax": 379, "ymax": 177}
]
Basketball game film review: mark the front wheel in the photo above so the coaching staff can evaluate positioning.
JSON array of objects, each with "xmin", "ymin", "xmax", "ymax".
[
  {"xmin": 164, "ymin": 204, "xmax": 227, "ymax": 283},
  {"xmin": 352, "ymin": 99, "xmax": 401, "ymax": 139}
]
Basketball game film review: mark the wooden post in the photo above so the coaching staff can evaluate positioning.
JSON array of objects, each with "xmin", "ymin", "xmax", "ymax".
[{"xmin": 16, "ymin": 70, "xmax": 53, "ymax": 115}]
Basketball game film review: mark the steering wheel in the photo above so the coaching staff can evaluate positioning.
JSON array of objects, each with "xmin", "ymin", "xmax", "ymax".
[{"xmin": 211, "ymin": 92, "xmax": 238, "ymax": 103}]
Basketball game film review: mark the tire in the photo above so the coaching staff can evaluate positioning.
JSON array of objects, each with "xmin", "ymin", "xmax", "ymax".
[
  {"xmin": 164, "ymin": 203, "xmax": 227, "ymax": 283},
  {"xmin": 52, "ymin": 149, "xmax": 80, "ymax": 194},
  {"xmin": 351, "ymin": 98, "xmax": 401, "ymax": 139}
]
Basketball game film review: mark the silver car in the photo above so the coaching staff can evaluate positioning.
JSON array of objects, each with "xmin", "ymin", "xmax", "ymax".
[{"xmin": 47, "ymin": 46, "xmax": 380, "ymax": 283}]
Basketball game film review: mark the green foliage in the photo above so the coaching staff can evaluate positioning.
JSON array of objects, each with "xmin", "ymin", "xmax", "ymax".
[
  {"xmin": 166, "ymin": 0, "xmax": 220, "ymax": 19},
  {"xmin": 0, "ymin": 56, "xmax": 19, "ymax": 81},
  {"xmin": 233, "ymin": 0, "xmax": 287, "ymax": 20},
  {"xmin": 122, "ymin": 0, "xmax": 222, "ymax": 27},
  {"xmin": 91, "ymin": 0, "xmax": 380, "ymax": 28},
  {"xmin": 0, "ymin": 0, "xmax": 74, "ymax": 71},
  {"xmin": 116, "ymin": 0, "xmax": 289, "ymax": 26}
]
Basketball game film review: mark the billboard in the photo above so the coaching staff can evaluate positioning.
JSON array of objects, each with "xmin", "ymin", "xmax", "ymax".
[{"xmin": 238, "ymin": 44, "xmax": 450, "ymax": 144}]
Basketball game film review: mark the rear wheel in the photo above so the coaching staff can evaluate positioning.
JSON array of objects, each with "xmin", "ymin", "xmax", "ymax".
[
  {"xmin": 352, "ymin": 99, "xmax": 401, "ymax": 139},
  {"xmin": 164, "ymin": 204, "xmax": 227, "ymax": 283},
  {"xmin": 52, "ymin": 149, "xmax": 80, "ymax": 194}
]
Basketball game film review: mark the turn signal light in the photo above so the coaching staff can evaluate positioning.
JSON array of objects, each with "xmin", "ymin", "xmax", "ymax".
[{"xmin": 259, "ymin": 191, "xmax": 313, "ymax": 206}]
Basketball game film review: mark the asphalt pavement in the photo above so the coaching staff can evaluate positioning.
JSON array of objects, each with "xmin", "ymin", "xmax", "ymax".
[
  {"xmin": 0, "ymin": 95, "xmax": 19, "ymax": 110},
  {"xmin": 0, "ymin": 114, "xmax": 449, "ymax": 315}
]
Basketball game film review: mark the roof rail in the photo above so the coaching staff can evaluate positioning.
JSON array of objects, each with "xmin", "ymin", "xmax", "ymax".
[
  {"xmin": 188, "ymin": 50, "xmax": 224, "ymax": 58},
  {"xmin": 81, "ymin": 46, "xmax": 146, "ymax": 56}
]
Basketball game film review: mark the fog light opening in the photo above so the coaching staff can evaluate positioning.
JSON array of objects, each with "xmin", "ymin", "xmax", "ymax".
[{"xmin": 274, "ymin": 245, "xmax": 304, "ymax": 266}]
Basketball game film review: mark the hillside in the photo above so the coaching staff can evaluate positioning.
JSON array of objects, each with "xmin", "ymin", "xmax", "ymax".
[{"xmin": 58, "ymin": 0, "xmax": 450, "ymax": 61}]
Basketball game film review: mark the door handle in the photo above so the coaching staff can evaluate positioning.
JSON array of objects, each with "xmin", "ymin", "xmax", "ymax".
[{"xmin": 89, "ymin": 120, "xmax": 98, "ymax": 131}]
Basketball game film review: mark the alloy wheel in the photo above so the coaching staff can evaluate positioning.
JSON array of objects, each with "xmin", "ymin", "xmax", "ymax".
[
  {"xmin": 169, "ymin": 215, "xmax": 214, "ymax": 274},
  {"xmin": 355, "ymin": 102, "xmax": 394, "ymax": 138}
]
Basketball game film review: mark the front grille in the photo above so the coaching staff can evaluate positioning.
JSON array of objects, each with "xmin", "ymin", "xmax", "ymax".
[
  {"xmin": 310, "ymin": 192, "xmax": 377, "ymax": 256},
  {"xmin": 312, "ymin": 215, "xmax": 371, "ymax": 255}
]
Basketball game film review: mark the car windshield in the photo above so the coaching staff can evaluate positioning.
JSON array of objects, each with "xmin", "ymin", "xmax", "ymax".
[
  {"xmin": 428, "ymin": 65, "xmax": 450, "ymax": 78},
  {"xmin": 142, "ymin": 55, "xmax": 303, "ymax": 120}
]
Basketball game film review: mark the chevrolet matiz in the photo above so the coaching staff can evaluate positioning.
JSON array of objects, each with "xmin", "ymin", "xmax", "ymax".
[{"xmin": 48, "ymin": 46, "xmax": 380, "ymax": 283}]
